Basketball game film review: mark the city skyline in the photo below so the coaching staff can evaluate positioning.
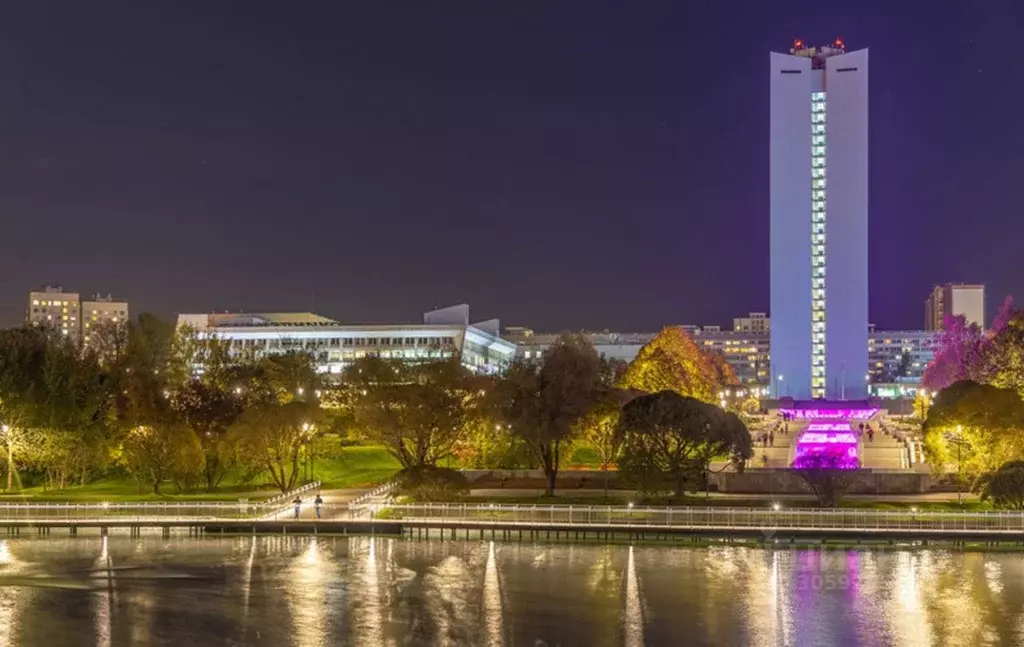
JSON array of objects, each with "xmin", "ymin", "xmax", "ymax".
[{"xmin": 0, "ymin": 3, "xmax": 1018, "ymax": 332}]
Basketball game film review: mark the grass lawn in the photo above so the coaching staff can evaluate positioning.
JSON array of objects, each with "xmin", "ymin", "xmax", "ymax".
[
  {"xmin": 0, "ymin": 444, "xmax": 402, "ymax": 502},
  {"xmin": 313, "ymin": 445, "xmax": 401, "ymax": 489}
]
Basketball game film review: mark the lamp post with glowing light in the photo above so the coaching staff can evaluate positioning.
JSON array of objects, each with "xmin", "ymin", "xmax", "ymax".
[
  {"xmin": 0, "ymin": 424, "xmax": 8, "ymax": 491},
  {"xmin": 955, "ymin": 424, "xmax": 963, "ymax": 505}
]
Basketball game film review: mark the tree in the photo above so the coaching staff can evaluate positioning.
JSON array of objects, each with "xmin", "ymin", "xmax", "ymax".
[
  {"xmin": 171, "ymin": 380, "xmax": 243, "ymax": 491},
  {"xmin": 792, "ymin": 453, "xmax": 862, "ymax": 507},
  {"xmin": 985, "ymin": 310, "xmax": 1024, "ymax": 399},
  {"xmin": 920, "ymin": 298, "xmax": 1015, "ymax": 393},
  {"xmin": 923, "ymin": 380, "xmax": 1024, "ymax": 486},
  {"xmin": 497, "ymin": 334, "xmax": 602, "ymax": 496},
  {"xmin": 345, "ymin": 356, "xmax": 485, "ymax": 469},
  {"xmin": 616, "ymin": 391, "xmax": 752, "ymax": 499},
  {"xmin": 118, "ymin": 423, "xmax": 203, "ymax": 494},
  {"xmin": 980, "ymin": 461, "xmax": 1024, "ymax": 510},
  {"xmin": 229, "ymin": 400, "xmax": 323, "ymax": 492},
  {"xmin": 35, "ymin": 336, "xmax": 112, "ymax": 489},
  {"xmin": 618, "ymin": 327, "xmax": 729, "ymax": 402},
  {"xmin": 0, "ymin": 327, "xmax": 51, "ymax": 490},
  {"xmin": 575, "ymin": 393, "xmax": 624, "ymax": 496}
]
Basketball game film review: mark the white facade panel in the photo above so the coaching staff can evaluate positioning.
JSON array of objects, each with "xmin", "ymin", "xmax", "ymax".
[
  {"xmin": 769, "ymin": 52, "xmax": 814, "ymax": 399},
  {"xmin": 824, "ymin": 49, "xmax": 869, "ymax": 399},
  {"xmin": 950, "ymin": 286, "xmax": 985, "ymax": 329}
]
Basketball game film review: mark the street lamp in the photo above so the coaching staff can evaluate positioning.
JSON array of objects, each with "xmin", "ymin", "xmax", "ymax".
[{"xmin": 955, "ymin": 424, "xmax": 963, "ymax": 505}]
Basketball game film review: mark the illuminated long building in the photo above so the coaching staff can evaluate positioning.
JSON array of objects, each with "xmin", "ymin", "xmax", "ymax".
[
  {"xmin": 177, "ymin": 304, "xmax": 516, "ymax": 375},
  {"xmin": 770, "ymin": 40, "xmax": 869, "ymax": 400}
]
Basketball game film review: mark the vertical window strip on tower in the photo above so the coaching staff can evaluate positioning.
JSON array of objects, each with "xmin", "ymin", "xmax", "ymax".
[{"xmin": 810, "ymin": 91, "xmax": 827, "ymax": 398}]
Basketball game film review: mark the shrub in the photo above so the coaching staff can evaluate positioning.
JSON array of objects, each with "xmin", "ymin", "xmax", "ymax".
[
  {"xmin": 980, "ymin": 461, "xmax": 1024, "ymax": 509},
  {"xmin": 393, "ymin": 465, "xmax": 470, "ymax": 501}
]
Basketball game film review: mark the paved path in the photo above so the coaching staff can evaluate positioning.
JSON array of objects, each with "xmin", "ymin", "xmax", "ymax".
[
  {"xmin": 267, "ymin": 488, "xmax": 369, "ymax": 520},
  {"xmin": 469, "ymin": 488, "xmax": 979, "ymax": 504}
]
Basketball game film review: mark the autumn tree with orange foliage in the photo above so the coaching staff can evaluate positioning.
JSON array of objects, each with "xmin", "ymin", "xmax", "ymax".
[{"xmin": 618, "ymin": 326, "xmax": 737, "ymax": 403}]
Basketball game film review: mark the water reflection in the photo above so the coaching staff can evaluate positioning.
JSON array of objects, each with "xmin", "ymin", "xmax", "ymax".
[
  {"xmin": 481, "ymin": 541, "xmax": 504, "ymax": 647},
  {"xmin": 352, "ymin": 538, "xmax": 386, "ymax": 647},
  {"xmin": 0, "ymin": 537, "xmax": 1024, "ymax": 644},
  {"xmin": 285, "ymin": 538, "xmax": 339, "ymax": 647},
  {"xmin": 0, "ymin": 539, "xmax": 26, "ymax": 644},
  {"xmin": 623, "ymin": 545, "xmax": 644, "ymax": 647},
  {"xmin": 93, "ymin": 536, "xmax": 112, "ymax": 647}
]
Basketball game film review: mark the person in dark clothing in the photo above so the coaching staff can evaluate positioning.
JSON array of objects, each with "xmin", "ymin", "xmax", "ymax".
[
  {"xmin": 293, "ymin": 496, "xmax": 302, "ymax": 519},
  {"xmin": 769, "ymin": 432, "xmax": 775, "ymax": 447},
  {"xmin": 314, "ymin": 494, "xmax": 324, "ymax": 519}
]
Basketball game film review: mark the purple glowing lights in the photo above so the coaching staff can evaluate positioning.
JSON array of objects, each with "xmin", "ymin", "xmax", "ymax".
[
  {"xmin": 793, "ymin": 420, "xmax": 860, "ymax": 469},
  {"xmin": 804, "ymin": 422, "xmax": 853, "ymax": 432},
  {"xmin": 778, "ymin": 408, "xmax": 878, "ymax": 420},
  {"xmin": 799, "ymin": 432, "xmax": 858, "ymax": 444},
  {"xmin": 792, "ymin": 445, "xmax": 859, "ymax": 469}
]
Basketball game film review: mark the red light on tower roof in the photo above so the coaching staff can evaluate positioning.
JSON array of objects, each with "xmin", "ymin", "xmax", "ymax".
[
  {"xmin": 794, "ymin": 39, "xmax": 804, "ymax": 49},
  {"xmin": 835, "ymin": 38, "xmax": 845, "ymax": 48}
]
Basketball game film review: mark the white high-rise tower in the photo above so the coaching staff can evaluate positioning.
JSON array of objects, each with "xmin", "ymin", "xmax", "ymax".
[{"xmin": 770, "ymin": 40, "xmax": 868, "ymax": 400}]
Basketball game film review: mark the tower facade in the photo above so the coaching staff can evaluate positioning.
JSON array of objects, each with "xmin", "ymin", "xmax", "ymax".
[{"xmin": 770, "ymin": 41, "xmax": 868, "ymax": 400}]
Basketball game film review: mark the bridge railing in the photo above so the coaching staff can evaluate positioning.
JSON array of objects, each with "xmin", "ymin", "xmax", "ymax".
[
  {"xmin": 259, "ymin": 481, "xmax": 323, "ymax": 520},
  {"xmin": 368, "ymin": 503, "xmax": 1024, "ymax": 533},
  {"xmin": 0, "ymin": 501, "xmax": 260, "ymax": 522}
]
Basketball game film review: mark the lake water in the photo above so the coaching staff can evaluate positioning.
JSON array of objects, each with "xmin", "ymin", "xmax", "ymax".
[{"xmin": 0, "ymin": 534, "xmax": 1022, "ymax": 646}]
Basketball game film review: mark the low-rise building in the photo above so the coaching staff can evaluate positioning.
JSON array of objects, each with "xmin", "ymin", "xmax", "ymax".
[
  {"xmin": 27, "ymin": 286, "xmax": 80, "ymax": 337},
  {"xmin": 867, "ymin": 328, "xmax": 937, "ymax": 386},
  {"xmin": 81, "ymin": 295, "xmax": 129, "ymax": 344},
  {"xmin": 176, "ymin": 304, "xmax": 516, "ymax": 375},
  {"xmin": 733, "ymin": 312, "xmax": 770, "ymax": 334},
  {"xmin": 510, "ymin": 320, "xmax": 937, "ymax": 395}
]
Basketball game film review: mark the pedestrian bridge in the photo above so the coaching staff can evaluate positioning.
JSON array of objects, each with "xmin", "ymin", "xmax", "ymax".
[{"xmin": 2, "ymin": 499, "xmax": 1024, "ymax": 544}]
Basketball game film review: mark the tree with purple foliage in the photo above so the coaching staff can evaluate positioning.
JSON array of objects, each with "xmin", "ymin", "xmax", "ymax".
[{"xmin": 921, "ymin": 296, "xmax": 1015, "ymax": 393}]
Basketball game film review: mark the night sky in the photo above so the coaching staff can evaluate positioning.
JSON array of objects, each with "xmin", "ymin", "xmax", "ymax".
[{"xmin": 0, "ymin": 2, "xmax": 1020, "ymax": 332}]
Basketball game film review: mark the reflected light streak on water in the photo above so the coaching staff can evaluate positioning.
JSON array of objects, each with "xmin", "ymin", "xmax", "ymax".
[
  {"xmin": 889, "ymin": 552, "xmax": 929, "ymax": 646},
  {"xmin": 623, "ymin": 545, "xmax": 643, "ymax": 647},
  {"xmin": 353, "ymin": 538, "xmax": 385, "ymax": 647},
  {"xmin": 286, "ymin": 538, "xmax": 337, "ymax": 647},
  {"xmin": 241, "ymin": 536, "xmax": 256, "ymax": 634},
  {"xmin": 93, "ymin": 536, "xmax": 112, "ymax": 647},
  {"xmin": 0, "ymin": 538, "xmax": 24, "ymax": 644},
  {"xmin": 482, "ymin": 541, "xmax": 504, "ymax": 647}
]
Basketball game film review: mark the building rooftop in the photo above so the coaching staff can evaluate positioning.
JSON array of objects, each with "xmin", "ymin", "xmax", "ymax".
[
  {"xmin": 788, "ymin": 38, "xmax": 848, "ymax": 68},
  {"xmin": 203, "ymin": 312, "xmax": 341, "ymax": 328}
]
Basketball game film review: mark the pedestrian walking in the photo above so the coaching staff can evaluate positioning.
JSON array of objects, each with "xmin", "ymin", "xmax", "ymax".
[
  {"xmin": 769, "ymin": 431, "xmax": 775, "ymax": 447},
  {"xmin": 293, "ymin": 496, "xmax": 302, "ymax": 519},
  {"xmin": 314, "ymin": 494, "xmax": 324, "ymax": 519}
]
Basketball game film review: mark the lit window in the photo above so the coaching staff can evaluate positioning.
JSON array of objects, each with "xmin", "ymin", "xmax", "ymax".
[{"xmin": 32, "ymin": 300, "xmax": 39, "ymax": 306}]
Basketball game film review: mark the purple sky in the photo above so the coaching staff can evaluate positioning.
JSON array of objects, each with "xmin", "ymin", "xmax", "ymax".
[{"xmin": 0, "ymin": 1, "xmax": 1020, "ymax": 332}]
